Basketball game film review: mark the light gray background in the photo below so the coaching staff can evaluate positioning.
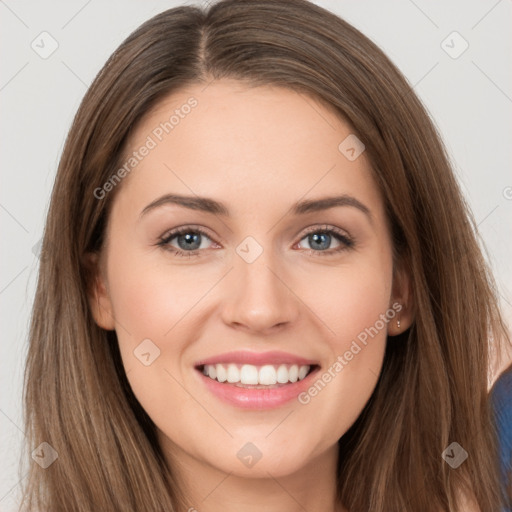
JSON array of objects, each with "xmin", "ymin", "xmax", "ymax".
[{"xmin": 1, "ymin": 0, "xmax": 511, "ymax": 509}]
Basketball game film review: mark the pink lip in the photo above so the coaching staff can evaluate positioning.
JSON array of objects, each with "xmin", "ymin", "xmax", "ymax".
[
  {"xmin": 194, "ymin": 350, "xmax": 318, "ymax": 367},
  {"xmin": 197, "ymin": 367, "xmax": 320, "ymax": 410},
  {"xmin": 194, "ymin": 350, "xmax": 320, "ymax": 410}
]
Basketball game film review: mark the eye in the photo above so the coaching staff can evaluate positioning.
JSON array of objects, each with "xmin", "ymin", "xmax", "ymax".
[
  {"xmin": 157, "ymin": 224, "xmax": 354, "ymax": 258},
  {"xmin": 296, "ymin": 225, "xmax": 354, "ymax": 256},
  {"xmin": 157, "ymin": 226, "xmax": 216, "ymax": 257}
]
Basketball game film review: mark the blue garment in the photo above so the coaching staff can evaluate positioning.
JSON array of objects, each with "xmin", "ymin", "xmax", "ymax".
[{"xmin": 491, "ymin": 367, "xmax": 512, "ymax": 512}]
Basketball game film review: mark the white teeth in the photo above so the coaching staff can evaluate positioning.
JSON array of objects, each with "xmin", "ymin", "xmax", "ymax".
[
  {"xmin": 227, "ymin": 364, "xmax": 240, "ymax": 383},
  {"xmin": 276, "ymin": 365, "xmax": 288, "ymax": 383},
  {"xmin": 259, "ymin": 365, "xmax": 277, "ymax": 385},
  {"xmin": 298, "ymin": 365, "xmax": 309, "ymax": 380},
  {"xmin": 216, "ymin": 364, "xmax": 227, "ymax": 383},
  {"xmin": 201, "ymin": 363, "xmax": 311, "ymax": 385},
  {"xmin": 240, "ymin": 364, "xmax": 259, "ymax": 384}
]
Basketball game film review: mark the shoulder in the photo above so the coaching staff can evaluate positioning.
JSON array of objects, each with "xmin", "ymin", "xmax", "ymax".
[
  {"xmin": 492, "ymin": 365, "xmax": 512, "ymax": 397},
  {"xmin": 490, "ymin": 366, "xmax": 512, "ymax": 478},
  {"xmin": 491, "ymin": 366, "xmax": 512, "ymax": 431}
]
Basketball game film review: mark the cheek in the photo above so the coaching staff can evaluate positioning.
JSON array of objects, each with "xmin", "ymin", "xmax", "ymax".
[
  {"xmin": 107, "ymin": 249, "xmax": 210, "ymax": 343},
  {"xmin": 104, "ymin": 250, "xmax": 205, "ymax": 408},
  {"xmin": 298, "ymin": 256, "xmax": 392, "ymax": 346},
  {"xmin": 291, "ymin": 262, "xmax": 391, "ymax": 414},
  {"xmin": 287, "ymin": 246, "xmax": 393, "ymax": 431}
]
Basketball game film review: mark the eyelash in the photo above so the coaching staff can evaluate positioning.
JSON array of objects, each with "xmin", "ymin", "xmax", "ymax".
[{"xmin": 157, "ymin": 224, "xmax": 355, "ymax": 258}]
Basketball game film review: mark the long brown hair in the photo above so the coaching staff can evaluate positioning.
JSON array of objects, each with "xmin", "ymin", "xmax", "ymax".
[{"xmin": 20, "ymin": 0, "xmax": 511, "ymax": 510}]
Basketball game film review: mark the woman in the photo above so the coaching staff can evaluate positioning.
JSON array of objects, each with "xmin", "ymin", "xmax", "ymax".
[{"xmin": 21, "ymin": 0, "xmax": 511, "ymax": 510}]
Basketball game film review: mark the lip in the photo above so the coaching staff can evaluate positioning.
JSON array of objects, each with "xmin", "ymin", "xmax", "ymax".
[
  {"xmin": 194, "ymin": 350, "xmax": 319, "ymax": 367},
  {"xmin": 194, "ymin": 350, "xmax": 320, "ymax": 410}
]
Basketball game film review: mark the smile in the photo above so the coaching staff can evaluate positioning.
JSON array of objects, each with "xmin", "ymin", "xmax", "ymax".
[
  {"xmin": 194, "ymin": 351, "xmax": 320, "ymax": 409},
  {"xmin": 201, "ymin": 363, "xmax": 311, "ymax": 386}
]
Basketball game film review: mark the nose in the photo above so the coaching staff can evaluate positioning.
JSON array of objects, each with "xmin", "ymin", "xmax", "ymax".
[{"xmin": 220, "ymin": 248, "xmax": 300, "ymax": 334}]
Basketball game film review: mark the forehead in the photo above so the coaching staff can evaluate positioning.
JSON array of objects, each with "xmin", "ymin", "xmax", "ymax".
[{"xmin": 113, "ymin": 79, "xmax": 384, "ymax": 224}]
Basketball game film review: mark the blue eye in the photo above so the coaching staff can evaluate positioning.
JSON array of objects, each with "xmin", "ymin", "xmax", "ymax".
[
  {"xmin": 157, "ymin": 224, "xmax": 354, "ymax": 258},
  {"xmin": 296, "ymin": 226, "xmax": 354, "ymax": 255},
  {"xmin": 158, "ymin": 226, "xmax": 213, "ymax": 257}
]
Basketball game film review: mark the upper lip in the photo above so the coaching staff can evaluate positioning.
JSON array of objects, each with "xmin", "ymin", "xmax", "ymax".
[{"xmin": 195, "ymin": 350, "xmax": 319, "ymax": 368}]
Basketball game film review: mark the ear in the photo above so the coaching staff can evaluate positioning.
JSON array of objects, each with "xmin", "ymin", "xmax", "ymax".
[
  {"xmin": 83, "ymin": 252, "xmax": 116, "ymax": 331},
  {"xmin": 388, "ymin": 260, "xmax": 415, "ymax": 336}
]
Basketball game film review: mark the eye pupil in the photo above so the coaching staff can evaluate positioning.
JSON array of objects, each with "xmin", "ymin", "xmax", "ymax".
[
  {"xmin": 309, "ymin": 232, "xmax": 331, "ymax": 251},
  {"xmin": 178, "ymin": 233, "xmax": 201, "ymax": 250}
]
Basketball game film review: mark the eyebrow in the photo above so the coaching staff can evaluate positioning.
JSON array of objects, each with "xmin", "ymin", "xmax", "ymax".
[{"xmin": 140, "ymin": 193, "xmax": 372, "ymax": 222}]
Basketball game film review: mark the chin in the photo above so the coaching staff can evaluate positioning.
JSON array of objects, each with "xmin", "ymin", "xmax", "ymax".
[{"xmin": 202, "ymin": 436, "xmax": 322, "ymax": 479}]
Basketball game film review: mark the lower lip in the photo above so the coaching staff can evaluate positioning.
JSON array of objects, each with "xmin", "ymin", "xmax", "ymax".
[{"xmin": 196, "ymin": 367, "xmax": 319, "ymax": 410}]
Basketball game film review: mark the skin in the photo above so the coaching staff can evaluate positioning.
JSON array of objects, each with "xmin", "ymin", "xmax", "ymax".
[{"xmin": 89, "ymin": 79, "xmax": 413, "ymax": 512}]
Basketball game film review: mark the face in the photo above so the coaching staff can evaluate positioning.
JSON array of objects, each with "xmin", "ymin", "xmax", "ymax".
[{"xmin": 89, "ymin": 79, "xmax": 410, "ymax": 482}]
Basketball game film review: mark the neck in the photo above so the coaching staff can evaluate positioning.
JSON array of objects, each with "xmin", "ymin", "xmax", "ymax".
[{"xmin": 159, "ymin": 434, "xmax": 347, "ymax": 512}]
